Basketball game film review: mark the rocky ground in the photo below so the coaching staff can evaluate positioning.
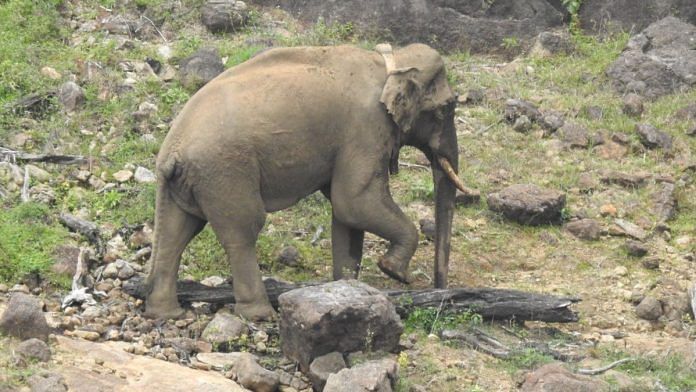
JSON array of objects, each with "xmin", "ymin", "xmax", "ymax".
[{"xmin": 0, "ymin": 0, "xmax": 695, "ymax": 391}]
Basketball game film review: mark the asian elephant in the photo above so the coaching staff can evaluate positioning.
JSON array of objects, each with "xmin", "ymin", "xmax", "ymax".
[{"xmin": 145, "ymin": 43, "xmax": 468, "ymax": 321}]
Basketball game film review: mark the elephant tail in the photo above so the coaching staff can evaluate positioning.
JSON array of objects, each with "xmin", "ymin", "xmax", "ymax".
[{"xmin": 158, "ymin": 151, "xmax": 181, "ymax": 181}]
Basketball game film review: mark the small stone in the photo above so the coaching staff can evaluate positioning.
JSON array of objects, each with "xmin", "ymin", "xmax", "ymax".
[
  {"xmin": 112, "ymin": 170, "xmax": 133, "ymax": 183},
  {"xmin": 132, "ymin": 102, "xmax": 158, "ymax": 122},
  {"xmin": 202, "ymin": 309, "xmax": 248, "ymax": 348},
  {"xmin": 117, "ymin": 263, "xmax": 135, "ymax": 280},
  {"xmin": 513, "ymin": 115, "xmax": 532, "ymax": 133},
  {"xmin": 505, "ymin": 99, "xmax": 541, "ymax": 123},
  {"xmin": 539, "ymin": 112, "xmax": 564, "ymax": 132},
  {"xmin": 201, "ymin": 0, "xmax": 250, "ymax": 33},
  {"xmin": 418, "ymin": 218, "xmax": 435, "ymax": 241},
  {"xmin": 583, "ymin": 105, "xmax": 604, "ymax": 120},
  {"xmin": 613, "ymin": 266, "xmax": 628, "ymax": 277},
  {"xmin": 41, "ymin": 66, "xmax": 62, "ymax": 80},
  {"xmin": 625, "ymin": 240, "xmax": 648, "ymax": 257},
  {"xmin": 309, "ymin": 352, "xmax": 347, "ymax": 391},
  {"xmin": 72, "ymin": 330, "xmax": 101, "ymax": 341},
  {"xmin": 180, "ymin": 48, "xmax": 225, "ymax": 91},
  {"xmin": 529, "ymin": 31, "xmax": 573, "ymax": 58},
  {"xmin": 234, "ymin": 353, "xmax": 280, "ymax": 392},
  {"xmin": 613, "ymin": 219, "xmax": 648, "ymax": 241},
  {"xmin": 276, "ymin": 246, "xmax": 300, "ymax": 267},
  {"xmin": 134, "ymin": 166, "xmax": 156, "ymax": 183},
  {"xmin": 565, "ymin": 219, "xmax": 602, "ymax": 241},
  {"xmin": 460, "ymin": 88, "xmax": 484, "ymax": 105},
  {"xmin": 600, "ymin": 204, "xmax": 618, "ymax": 217},
  {"xmin": 102, "ymin": 263, "xmax": 119, "ymax": 279},
  {"xmin": 557, "ymin": 123, "xmax": 590, "ymax": 148},
  {"xmin": 622, "ymin": 93, "xmax": 644, "ymax": 117},
  {"xmin": 10, "ymin": 284, "xmax": 30, "ymax": 294},
  {"xmin": 324, "ymin": 358, "xmax": 398, "ymax": 392},
  {"xmin": 16, "ymin": 338, "xmax": 51, "ymax": 362},
  {"xmin": 0, "ymin": 284, "xmax": 7, "ymax": 293},
  {"xmin": 253, "ymin": 330, "xmax": 269, "ymax": 344},
  {"xmin": 635, "ymin": 296, "xmax": 662, "ymax": 320},
  {"xmin": 200, "ymin": 275, "xmax": 227, "ymax": 287},
  {"xmin": 600, "ymin": 171, "xmax": 649, "ymax": 188},
  {"xmin": 59, "ymin": 81, "xmax": 86, "ymax": 111},
  {"xmin": 641, "ymin": 256, "xmax": 660, "ymax": 270},
  {"xmin": 636, "ymin": 123, "xmax": 673, "ymax": 150},
  {"xmin": 576, "ymin": 173, "xmax": 597, "ymax": 192}
]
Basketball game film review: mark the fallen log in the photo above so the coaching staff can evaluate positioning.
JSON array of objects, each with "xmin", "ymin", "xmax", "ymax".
[
  {"xmin": 0, "ymin": 146, "xmax": 86, "ymax": 165},
  {"xmin": 59, "ymin": 212, "xmax": 103, "ymax": 255},
  {"xmin": 123, "ymin": 276, "xmax": 580, "ymax": 323}
]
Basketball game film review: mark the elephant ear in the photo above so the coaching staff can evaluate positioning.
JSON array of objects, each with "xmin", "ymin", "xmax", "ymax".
[{"xmin": 380, "ymin": 67, "xmax": 422, "ymax": 134}]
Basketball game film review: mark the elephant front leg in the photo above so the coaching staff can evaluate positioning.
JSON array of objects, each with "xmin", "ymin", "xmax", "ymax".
[
  {"xmin": 331, "ymin": 214, "xmax": 365, "ymax": 280},
  {"xmin": 331, "ymin": 177, "xmax": 418, "ymax": 284}
]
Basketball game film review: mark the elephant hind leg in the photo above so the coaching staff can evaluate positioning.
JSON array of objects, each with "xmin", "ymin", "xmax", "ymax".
[
  {"xmin": 145, "ymin": 183, "xmax": 206, "ymax": 319},
  {"xmin": 202, "ymin": 192, "xmax": 276, "ymax": 321}
]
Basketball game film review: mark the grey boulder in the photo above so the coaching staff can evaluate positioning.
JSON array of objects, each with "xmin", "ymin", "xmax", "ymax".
[
  {"xmin": 0, "ymin": 293, "xmax": 51, "ymax": 341},
  {"xmin": 279, "ymin": 280, "xmax": 403, "ymax": 371},
  {"xmin": 323, "ymin": 358, "xmax": 398, "ymax": 392},
  {"xmin": 487, "ymin": 184, "xmax": 566, "ymax": 226}
]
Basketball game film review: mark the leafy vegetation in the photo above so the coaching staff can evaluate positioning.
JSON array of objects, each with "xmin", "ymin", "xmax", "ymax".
[
  {"xmin": 404, "ymin": 307, "xmax": 482, "ymax": 334},
  {"xmin": 0, "ymin": 203, "xmax": 68, "ymax": 284}
]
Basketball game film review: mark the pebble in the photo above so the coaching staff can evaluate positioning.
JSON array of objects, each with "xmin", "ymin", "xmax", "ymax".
[
  {"xmin": 600, "ymin": 204, "xmax": 618, "ymax": 217},
  {"xmin": 0, "ymin": 283, "xmax": 8, "ymax": 293},
  {"xmin": 112, "ymin": 170, "xmax": 133, "ymax": 182}
]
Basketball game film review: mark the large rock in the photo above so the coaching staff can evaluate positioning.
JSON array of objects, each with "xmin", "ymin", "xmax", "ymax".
[
  {"xmin": 606, "ymin": 17, "xmax": 696, "ymax": 99},
  {"xmin": 487, "ymin": 184, "xmax": 566, "ymax": 225},
  {"xmin": 520, "ymin": 363, "xmax": 609, "ymax": 391},
  {"xmin": 53, "ymin": 336, "xmax": 246, "ymax": 391},
  {"xmin": 201, "ymin": 0, "xmax": 250, "ymax": 33},
  {"xmin": 635, "ymin": 296, "xmax": 663, "ymax": 320},
  {"xmin": 17, "ymin": 338, "xmax": 52, "ymax": 362},
  {"xmin": 27, "ymin": 373, "xmax": 68, "ymax": 392},
  {"xmin": 179, "ymin": 48, "xmax": 225, "ymax": 90},
  {"xmin": 0, "ymin": 293, "xmax": 51, "ymax": 341},
  {"xmin": 323, "ymin": 358, "xmax": 398, "ymax": 392},
  {"xmin": 579, "ymin": 0, "xmax": 696, "ymax": 34},
  {"xmin": 278, "ymin": 280, "xmax": 403, "ymax": 371},
  {"xmin": 652, "ymin": 182, "xmax": 677, "ymax": 222},
  {"xmin": 565, "ymin": 219, "xmax": 602, "ymax": 241},
  {"xmin": 250, "ymin": 0, "xmax": 564, "ymax": 53}
]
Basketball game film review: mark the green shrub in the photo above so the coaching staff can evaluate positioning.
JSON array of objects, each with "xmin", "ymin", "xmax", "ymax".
[{"xmin": 0, "ymin": 203, "xmax": 68, "ymax": 284}]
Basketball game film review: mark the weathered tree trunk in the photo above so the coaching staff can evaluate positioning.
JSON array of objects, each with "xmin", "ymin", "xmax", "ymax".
[{"xmin": 124, "ymin": 276, "xmax": 580, "ymax": 323}]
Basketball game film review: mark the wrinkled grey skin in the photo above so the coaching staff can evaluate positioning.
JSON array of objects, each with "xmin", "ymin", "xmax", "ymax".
[{"xmin": 145, "ymin": 44, "xmax": 461, "ymax": 320}]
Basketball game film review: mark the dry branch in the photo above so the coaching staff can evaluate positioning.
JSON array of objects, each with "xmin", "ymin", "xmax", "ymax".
[
  {"xmin": 59, "ymin": 213, "xmax": 103, "ymax": 255},
  {"xmin": 0, "ymin": 146, "xmax": 86, "ymax": 165},
  {"xmin": 123, "ymin": 277, "xmax": 580, "ymax": 323}
]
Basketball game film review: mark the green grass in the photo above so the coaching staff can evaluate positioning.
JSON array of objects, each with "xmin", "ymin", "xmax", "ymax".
[
  {"xmin": 404, "ymin": 307, "xmax": 483, "ymax": 334},
  {"xmin": 596, "ymin": 348, "xmax": 696, "ymax": 391},
  {"xmin": 0, "ymin": 203, "xmax": 69, "ymax": 285}
]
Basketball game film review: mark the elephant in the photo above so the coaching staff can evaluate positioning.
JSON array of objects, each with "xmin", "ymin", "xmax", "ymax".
[{"xmin": 145, "ymin": 43, "xmax": 469, "ymax": 321}]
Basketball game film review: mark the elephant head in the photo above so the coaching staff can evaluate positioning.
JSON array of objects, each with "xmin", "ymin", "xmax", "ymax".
[{"xmin": 380, "ymin": 44, "xmax": 463, "ymax": 287}]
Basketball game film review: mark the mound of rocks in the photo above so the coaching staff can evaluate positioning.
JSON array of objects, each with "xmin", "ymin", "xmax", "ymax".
[{"xmin": 607, "ymin": 16, "xmax": 696, "ymax": 99}]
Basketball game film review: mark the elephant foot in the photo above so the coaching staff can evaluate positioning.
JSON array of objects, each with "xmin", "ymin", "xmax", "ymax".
[
  {"xmin": 144, "ymin": 303, "xmax": 186, "ymax": 320},
  {"xmin": 235, "ymin": 301, "xmax": 277, "ymax": 322},
  {"xmin": 378, "ymin": 256, "xmax": 412, "ymax": 284}
]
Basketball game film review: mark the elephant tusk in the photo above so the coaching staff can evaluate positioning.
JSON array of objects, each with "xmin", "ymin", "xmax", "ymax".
[{"xmin": 437, "ymin": 156, "xmax": 468, "ymax": 193}]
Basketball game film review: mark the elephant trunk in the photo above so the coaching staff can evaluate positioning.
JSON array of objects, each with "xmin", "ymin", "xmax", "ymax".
[{"xmin": 429, "ymin": 117, "xmax": 459, "ymax": 288}]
